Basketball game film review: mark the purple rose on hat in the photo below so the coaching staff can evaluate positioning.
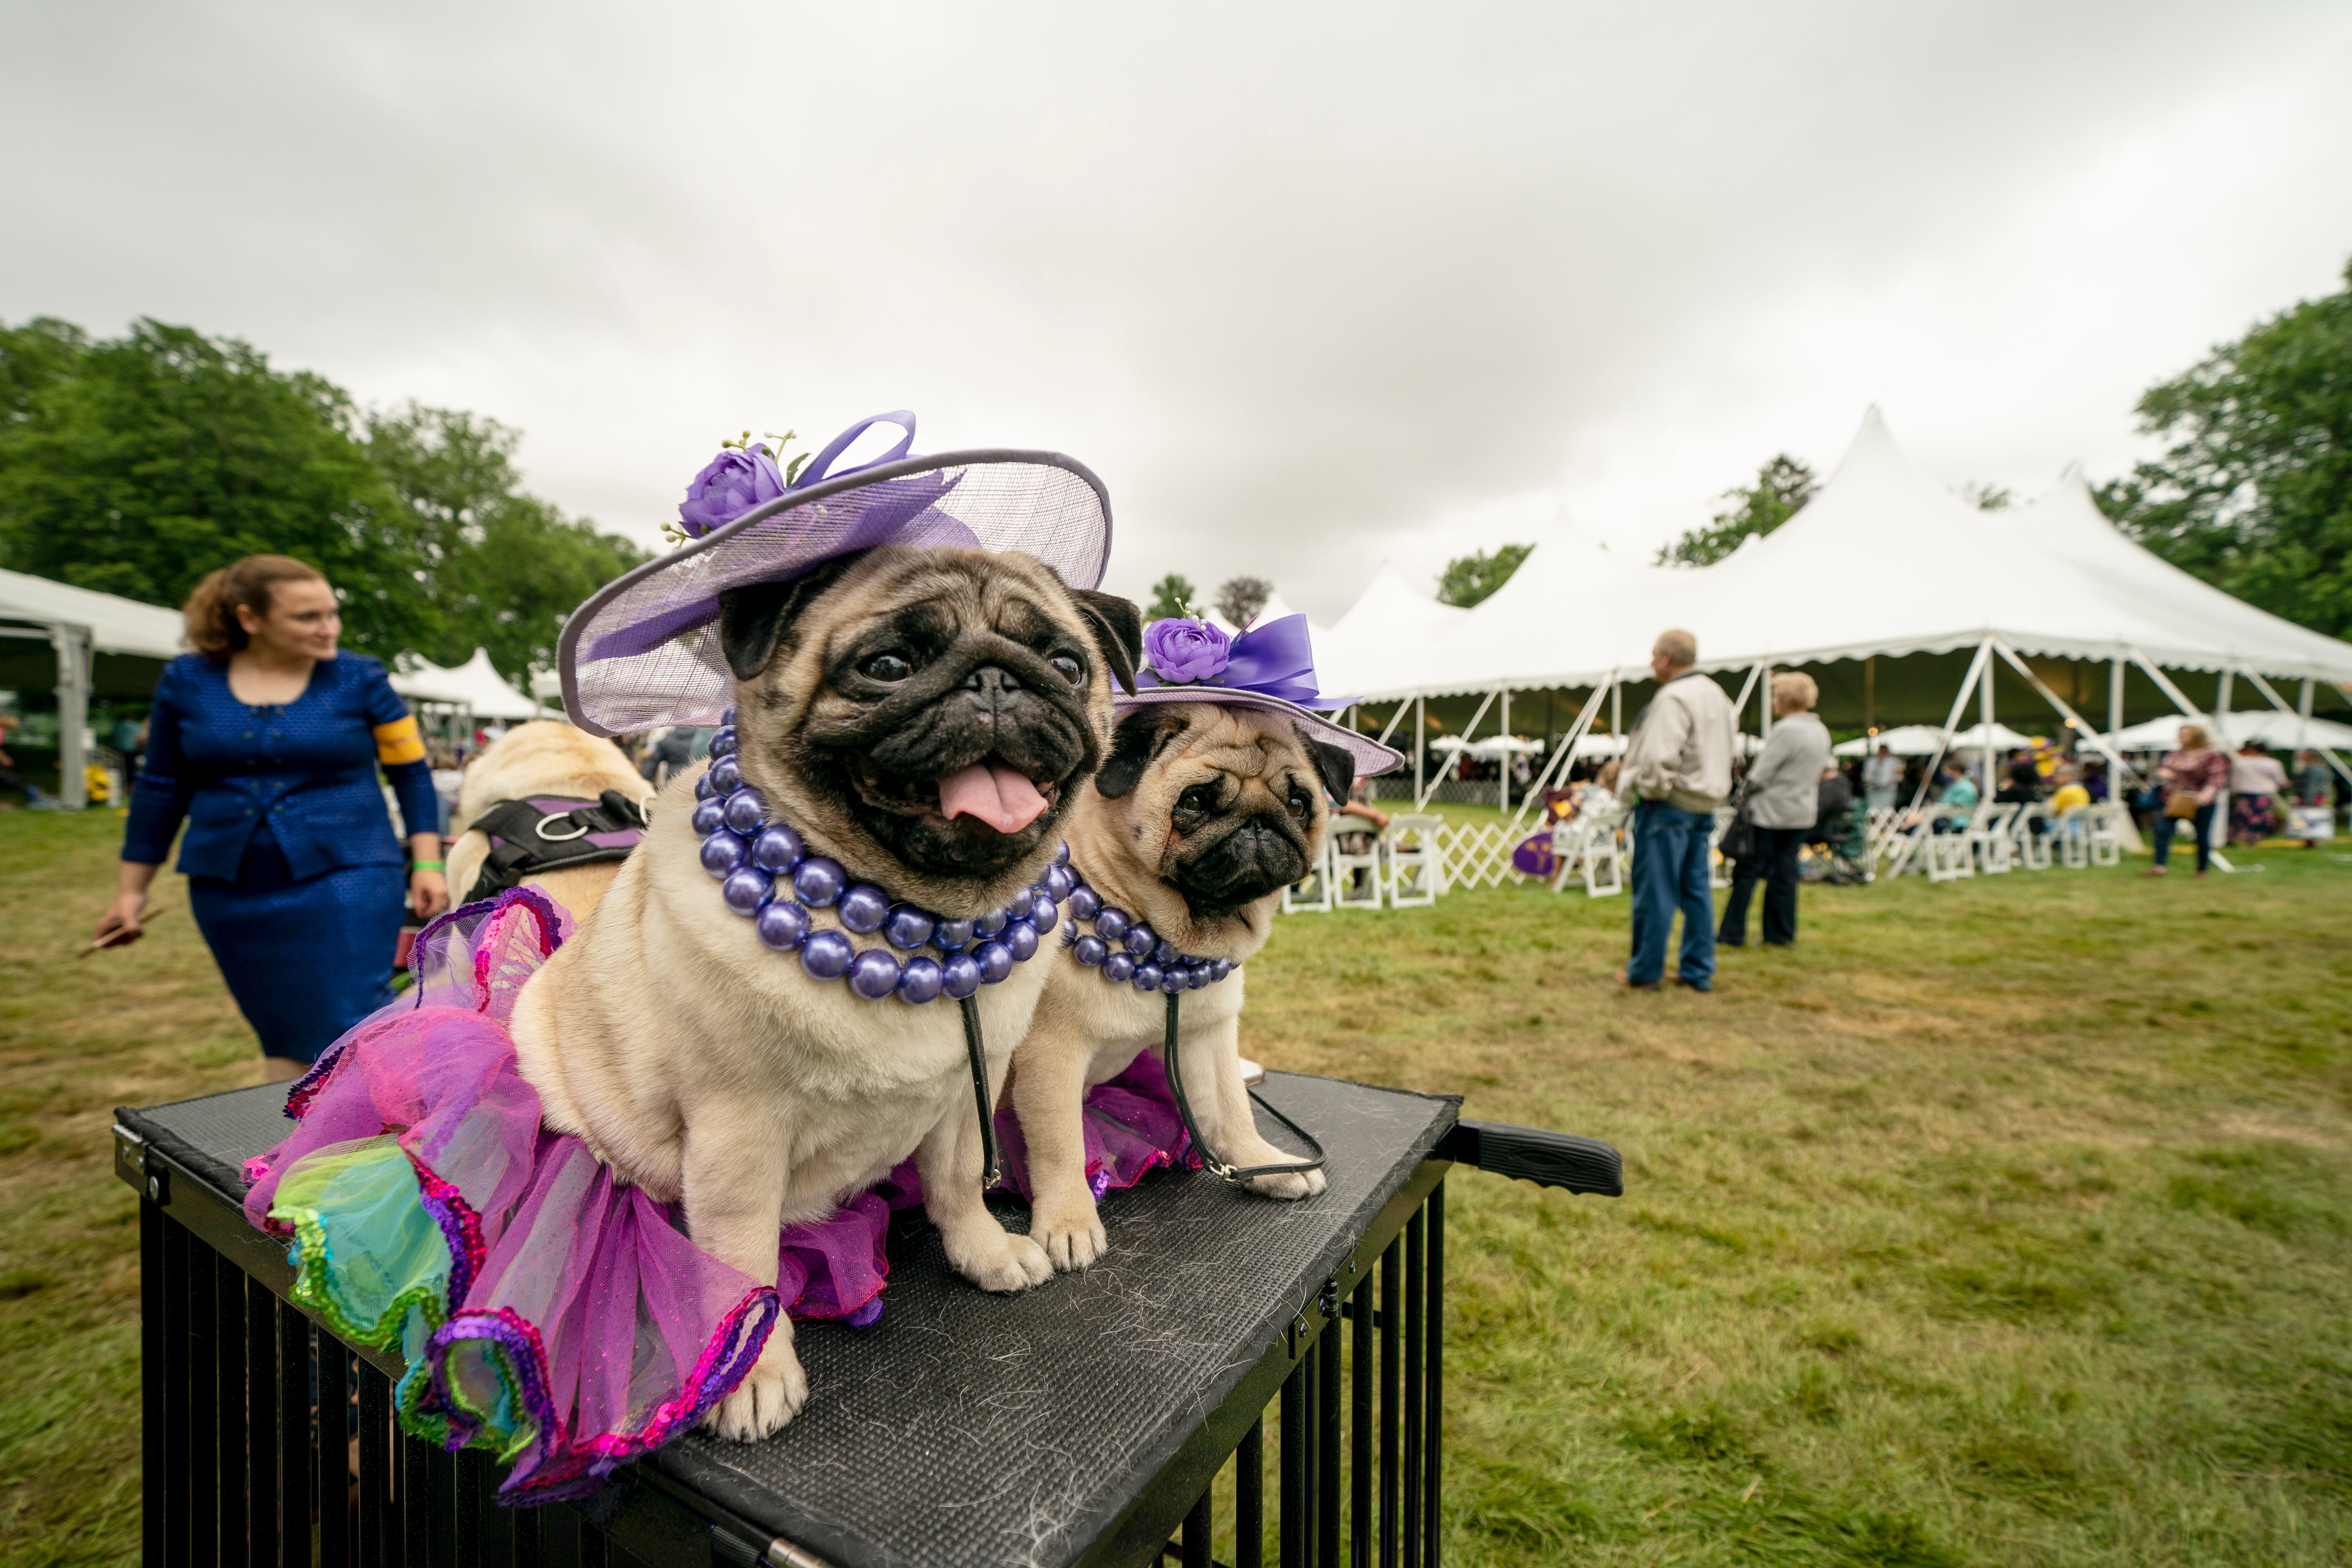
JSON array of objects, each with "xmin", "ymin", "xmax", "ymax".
[
  {"xmin": 678, "ymin": 445, "xmax": 788, "ymax": 539},
  {"xmin": 1143, "ymin": 618, "xmax": 1231, "ymax": 684}
]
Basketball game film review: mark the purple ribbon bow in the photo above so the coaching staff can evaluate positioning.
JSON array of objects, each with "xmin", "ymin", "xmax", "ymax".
[{"xmin": 1136, "ymin": 614, "xmax": 1343, "ymax": 709}]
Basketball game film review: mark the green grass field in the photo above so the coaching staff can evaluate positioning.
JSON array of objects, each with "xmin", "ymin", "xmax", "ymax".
[{"xmin": 3, "ymin": 810, "xmax": 2348, "ymax": 1564}]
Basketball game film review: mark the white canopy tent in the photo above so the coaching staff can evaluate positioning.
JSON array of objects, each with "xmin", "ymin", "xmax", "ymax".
[
  {"xmin": 1345, "ymin": 408, "xmax": 2352, "ymax": 873},
  {"xmin": 1314, "ymin": 563, "xmax": 1470, "ymax": 701},
  {"xmin": 1833, "ymin": 722, "xmax": 2038, "ymax": 758},
  {"xmin": 2106, "ymin": 711, "xmax": 2352, "ymax": 754},
  {"xmin": 392, "ymin": 648, "xmax": 550, "ymax": 724},
  {"xmin": 0, "ymin": 568, "xmax": 186, "ymax": 807}
]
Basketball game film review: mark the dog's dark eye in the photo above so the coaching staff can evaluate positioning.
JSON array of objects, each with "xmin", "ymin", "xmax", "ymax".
[
  {"xmin": 860, "ymin": 651, "xmax": 914, "ymax": 683},
  {"xmin": 1173, "ymin": 783, "xmax": 1218, "ymax": 830},
  {"xmin": 1049, "ymin": 653, "xmax": 1083, "ymax": 685},
  {"xmin": 1288, "ymin": 788, "xmax": 1312, "ymax": 820}
]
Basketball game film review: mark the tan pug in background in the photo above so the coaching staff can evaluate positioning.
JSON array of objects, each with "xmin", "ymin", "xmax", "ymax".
[
  {"xmin": 509, "ymin": 545, "xmax": 1140, "ymax": 1438},
  {"xmin": 445, "ymin": 720, "xmax": 651, "ymax": 919},
  {"xmin": 1008, "ymin": 703, "xmax": 1351, "ymax": 1271}
]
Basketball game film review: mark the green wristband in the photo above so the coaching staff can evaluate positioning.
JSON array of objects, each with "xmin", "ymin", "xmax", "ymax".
[{"xmin": 413, "ymin": 860, "xmax": 445, "ymax": 871}]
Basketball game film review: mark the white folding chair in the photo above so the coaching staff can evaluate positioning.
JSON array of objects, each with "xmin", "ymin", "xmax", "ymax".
[
  {"xmin": 1281, "ymin": 839, "xmax": 1334, "ymax": 913},
  {"xmin": 1970, "ymin": 804, "xmax": 2020, "ymax": 874},
  {"xmin": 2055, "ymin": 805, "xmax": 2091, "ymax": 868},
  {"xmin": 1331, "ymin": 820, "xmax": 1385, "ymax": 910},
  {"xmin": 1385, "ymin": 815, "xmax": 1444, "ymax": 907},
  {"xmin": 2010, "ymin": 804, "xmax": 2054, "ymax": 869},
  {"xmin": 1924, "ymin": 807, "xmax": 1976, "ymax": 881},
  {"xmin": 1546, "ymin": 809, "xmax": 1627, "ymax": 898}
]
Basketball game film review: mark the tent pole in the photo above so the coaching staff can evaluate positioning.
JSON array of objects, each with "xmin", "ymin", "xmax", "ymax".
[
  {"xmin": 1978, "ymin": 639, "xmax": 1996, "ymax": 800},
  {"xmin": 1730, "ymin": 663, "xmax": 1764, "ymax": 719},
  {"xmin": 2298, "ymin": 678, "xmax": 2314, "ymax": 752},
  {"xmin": 1493, "ymin": 678, "xmax": 1606, "ymax": 844},
  {"xmin": 1414, "ymin": 697, "xmax": 1425, "ymax": 810},
  {"xmin": 1864, "ymin": 656, "xmax": 1875, "ymax": 734},
  {"xmin": 50, "ymin": 622, "xmax": 91, "ymax": 811},
  {"xmin": 1373, "ymin": 701, "xmax": 1408, "ymax": 750},
  {"xmin": 1760, "ymin": 665, "xmax": 1775, "ymax": 739},
  {"xmin": 2213, "ymin": 670, "xmax": 2234, "ymax": 749},
  {"xmin": 1991, "ymin": 642, "xmax": 2142, "ymax": 788},
  {"xmin": 1499, "ymin": 690, "xmax": 1511, "ymax": 812},
  {"xmin": 1610, "ymin": 677, "xmax": 1621, "ymax": 738},
  {"xmin": 1881, "ymin": 642, "xmax": 1992, "ymax": 880},
  {"xmin": 2109, "ymin": 657, "xmax": 2125, "ymax": 740}
]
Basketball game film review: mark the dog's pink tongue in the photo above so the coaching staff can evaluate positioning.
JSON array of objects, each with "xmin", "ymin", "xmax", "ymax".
[{"xmin": 939, "ymin": 762, "xmax": 1049, "ymax": 834}]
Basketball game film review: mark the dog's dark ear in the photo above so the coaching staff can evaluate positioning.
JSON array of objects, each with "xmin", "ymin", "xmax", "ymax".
[
  {"xmin": 716, "ymin": 555, "xmax": 860, "ymax": 681},
  {"xmin": 1068, "ymin": 588, "xmax": 1143, "ymax": 696},
  {"xmin": 1300, "ymin": 728, "xmax": 1357, "ymax": 806},
  {"xmin": 1097, "ymin": 707, "xmax": 1181, "ymax": 800}
]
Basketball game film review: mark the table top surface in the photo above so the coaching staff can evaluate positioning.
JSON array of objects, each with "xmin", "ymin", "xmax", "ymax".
[{"xmin": 122, "ymin": 1069, "xmax": 1459, "ymax": 1568}]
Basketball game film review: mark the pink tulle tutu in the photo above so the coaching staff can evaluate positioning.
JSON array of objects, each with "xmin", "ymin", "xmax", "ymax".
[{"xmin": 239, "ymin": 887, "xmax": 1191, "ymax": 1502}]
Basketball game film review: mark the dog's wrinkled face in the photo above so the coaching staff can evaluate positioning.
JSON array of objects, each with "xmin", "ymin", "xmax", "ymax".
[
  {"xmin": 718, "ymin": 545, "xmax": 1141, "ymax": 910},
  {"xmin": 1092, "ymin": 704, "xmax": 1356, "ymax": 924}
]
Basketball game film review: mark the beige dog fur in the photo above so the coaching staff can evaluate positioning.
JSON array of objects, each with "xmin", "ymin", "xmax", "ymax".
[
  {"xmin": 446, "ymin": 720, "xmax": 652, "ymax": 920},
  {"xmin": 508, "ymin": 548, "xmax": 1123, "ymax": 1441},
  {"xmin": 1010, "ymin": 705, "xmax": 1334, "ymax": 1273}
]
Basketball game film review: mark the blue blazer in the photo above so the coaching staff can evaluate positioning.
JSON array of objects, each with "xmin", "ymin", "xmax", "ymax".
[{"xmin": 123, "ymin": 653, "xmax": 441, "ymax": 882}]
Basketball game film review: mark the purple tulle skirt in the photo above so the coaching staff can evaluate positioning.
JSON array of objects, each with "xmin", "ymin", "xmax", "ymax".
[{"xmin": 239, "ymin": 887, "xmax": 1192, "ymax": 1502}]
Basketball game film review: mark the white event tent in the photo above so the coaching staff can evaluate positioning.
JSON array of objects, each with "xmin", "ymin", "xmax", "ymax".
[
  {"xmin": 0, "ymin": 567, "xmax": 187, "ymax": 807},
  {"xmin": 1313, "ymin": 563, "xmax": 1470, "ymax": 700},
  {"xmin": 392, "ymin": 648, "xmax": 551, "ymax": 724},
  {"xmin": 1339, "ymin": 408, "xmax": 2352, "ymax": 869}
]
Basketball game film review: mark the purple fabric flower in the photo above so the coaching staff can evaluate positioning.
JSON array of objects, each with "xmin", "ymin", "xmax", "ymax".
[
  {"xmin": 678, "ymin": 445, "xmax": 788, "ymax": 539},
  {"xmin": 1143, "ymin": 618, "xmax": 1231, "ymax": 684}
]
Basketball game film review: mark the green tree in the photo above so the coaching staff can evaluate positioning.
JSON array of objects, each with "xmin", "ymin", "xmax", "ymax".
[
  {"xmin": 1146, "ymin": 572, "xmax": 1198, "ymax": 621},
  {"xmin": 364, "ymin": 403, "xmax": 647, "ymax": 681},
  {"xmin": 2096, "ymin": 256, "xmax": 2352, "ymax": 639},
  {"xmin": 1214, "ymin": 575, "xmax": 1272, "ymax": 628},
  {"xmin": 1437, "ymin": 543, "xmax": 1532, "ymax": 607},
  {"xmin": 0, "ymin": 318, "xmax": 435, "ymax": 655},
  {"xmin": 1956, "ymin": 481, "xmax": 2013, "ymax": 512},
  {"xmin": 1657, "ymin": 454, "xmax": 1818, "ymax": 566}
]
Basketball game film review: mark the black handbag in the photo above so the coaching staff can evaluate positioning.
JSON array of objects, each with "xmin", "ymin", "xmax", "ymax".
[{"xmin": 1719, "ymin": 779, "xmax": 1758, "ymax": 863}]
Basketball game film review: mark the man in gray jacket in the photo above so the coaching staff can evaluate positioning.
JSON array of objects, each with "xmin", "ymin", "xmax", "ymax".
[
  {"xmin": 1620, "ymin": 629, "xmax": 1738, "ymax": 991},
  {"xmin": 1719, "ymin": 671, "xmax": 1834, "ymax": 948}
]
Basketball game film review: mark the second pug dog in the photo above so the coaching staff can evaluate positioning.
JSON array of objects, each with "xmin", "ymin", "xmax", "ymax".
[
  {"xmin": 512, "ymin": 542, "xmax": 1140, "ymax": 1437},
  {"xmin": 1008, "ymin": 702, "xmax": 1354, "ymax": 1270}
]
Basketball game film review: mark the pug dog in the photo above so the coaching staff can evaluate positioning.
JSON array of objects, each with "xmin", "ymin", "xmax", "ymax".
[
  {"xmin": 1007, "ymin": 702, "xmax": 1350, "ymax": 1272},
  {"xmin": 509, "ymin": 544, "xmax": 1141, "ymax": 1439}
]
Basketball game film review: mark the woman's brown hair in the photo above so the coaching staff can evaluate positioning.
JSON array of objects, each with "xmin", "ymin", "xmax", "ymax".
[{"xmin": 182, "ymin": 555, "xmax": 328, "ymax": 658}]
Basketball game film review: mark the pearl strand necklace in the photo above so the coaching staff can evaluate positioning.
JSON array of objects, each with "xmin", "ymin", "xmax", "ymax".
[{"xmin": 1056, "ymin": 867, "xmax": 1238, "ymax": 995}]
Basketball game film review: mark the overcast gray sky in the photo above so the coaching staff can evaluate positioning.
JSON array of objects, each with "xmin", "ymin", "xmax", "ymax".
[{"xmin": 7, "ymin": 2, "xmax": 2350, "ymax": 621}]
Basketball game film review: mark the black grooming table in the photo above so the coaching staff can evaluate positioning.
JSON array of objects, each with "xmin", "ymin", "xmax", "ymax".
[{"xmin": 120, "ymin": 1070, "xmax": 1465, "ymax": 1567}]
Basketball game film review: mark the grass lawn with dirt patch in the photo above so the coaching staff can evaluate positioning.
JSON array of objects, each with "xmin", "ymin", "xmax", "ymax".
[{"xmin": 3, "ymin": 809, "xmax": 2348, "ymax": 1565}]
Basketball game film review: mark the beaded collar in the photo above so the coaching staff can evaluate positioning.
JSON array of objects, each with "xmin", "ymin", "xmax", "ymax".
[
  {"xmin": 691, "ymin": 716, "xmax": 1073, "ymax": 1004},
  {"xmin": 1055, "ymin": 867, "xmax": 1237, "ymax": 995}
]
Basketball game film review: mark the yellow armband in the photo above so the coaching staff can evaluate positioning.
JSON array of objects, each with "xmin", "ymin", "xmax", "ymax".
[{"xmin": 373, "ymin": 716, "xmax": 426, "ymax": 766}]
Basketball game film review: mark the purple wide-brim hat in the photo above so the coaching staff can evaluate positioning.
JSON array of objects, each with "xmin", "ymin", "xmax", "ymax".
[
  {"xmin": 1114, "ymin": 688, "xmax": 1405, "ymax": 782},
  {"xmin": 559, "ymin": 450, "xmax": 1111, "ymax": 737}
]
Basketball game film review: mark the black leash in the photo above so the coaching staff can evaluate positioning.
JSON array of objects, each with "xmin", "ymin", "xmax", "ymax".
[
  {"xmin": 1160, "ymin": 993, "xmax": 1326, "ymax": 1185},
  {"xmin": 958, "ymin": 995, "xmax": 1002, "ymax": 1190}
]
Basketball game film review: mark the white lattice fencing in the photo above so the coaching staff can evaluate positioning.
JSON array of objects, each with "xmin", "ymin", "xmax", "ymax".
[{"xmin": 1432, "ymin": 821, "xmax": 1524, "ymax": 892}]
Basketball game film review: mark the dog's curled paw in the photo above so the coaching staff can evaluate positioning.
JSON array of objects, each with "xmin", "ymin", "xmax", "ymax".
[
  {"xmin": 948, "ymin": 1226, "xmax": 1054, "ymax": 1292},
  {"xmin": 1245, "ymin": 1163, "xmax": 1327, "ymax": 1201},
  {"xmin": 703, "ymin": 1338, "xmax": 808, "ymax": 1441},
  {"xmin": 1032, "ymin": 1200, "xmax": 1109, "ymax": 1272}
]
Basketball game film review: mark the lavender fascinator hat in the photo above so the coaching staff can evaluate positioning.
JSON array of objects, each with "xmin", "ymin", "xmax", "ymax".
[
  {"xmin": 559, "ymin": 412, "xmax": 1112, "ymax": 737},
  {"xmin": 1122, "ymin": 613, "xmax": 1404, "ymax": 780}
]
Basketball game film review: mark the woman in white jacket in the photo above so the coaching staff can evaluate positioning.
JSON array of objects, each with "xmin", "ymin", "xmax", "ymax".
[{"xmin": 1718, "ymin": 672, "xmax": 1834, "ymax": 948}]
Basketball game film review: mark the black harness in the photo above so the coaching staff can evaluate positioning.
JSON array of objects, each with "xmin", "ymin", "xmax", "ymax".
[{"xmin": 461, "ymin": 791, "xmax": 653, "ymax": 905}]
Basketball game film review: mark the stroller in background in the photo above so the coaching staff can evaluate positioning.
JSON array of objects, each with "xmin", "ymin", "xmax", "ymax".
[{"xmin": 1800, "ymin": 770, "xmax": 1870, "ymax": 885}]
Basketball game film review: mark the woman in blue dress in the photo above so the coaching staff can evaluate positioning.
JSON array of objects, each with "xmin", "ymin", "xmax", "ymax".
[{"xmin": 94, "ymin": 555, "xmax": 450, "ymax": 1080}]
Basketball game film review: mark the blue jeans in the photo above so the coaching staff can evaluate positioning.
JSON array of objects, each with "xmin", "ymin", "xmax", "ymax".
[
  {"xmin": 2151, "ymin": 802, "xmax": 2216, "ymax": 873},
  {"xmin": 1630, "ymin": 800, "xmax": 1717, "ymax": 987}
]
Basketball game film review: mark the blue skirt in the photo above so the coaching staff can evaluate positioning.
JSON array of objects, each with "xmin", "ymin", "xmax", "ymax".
[{"xmin": 188, "ymin": 824, "xmax": 407, "ymax": 1063}]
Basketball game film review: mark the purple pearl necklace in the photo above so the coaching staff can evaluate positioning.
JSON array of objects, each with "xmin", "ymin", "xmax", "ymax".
[
  {"xmin": 1056, "ymin": 867, "xmax": 1237, "ymax": 996},
  {"xmin": 691, "ymin": 717, "xmax": 1075, "ymax": 1004}
]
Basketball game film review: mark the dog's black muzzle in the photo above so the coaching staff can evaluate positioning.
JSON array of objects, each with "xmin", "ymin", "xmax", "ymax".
[{"xmin": 1173, "ymin": 812, "xmax": 1311, "ymax": 916}]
